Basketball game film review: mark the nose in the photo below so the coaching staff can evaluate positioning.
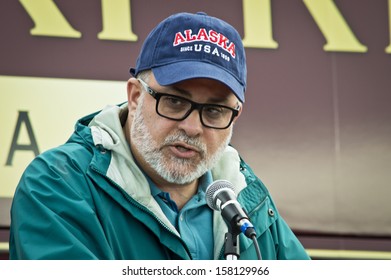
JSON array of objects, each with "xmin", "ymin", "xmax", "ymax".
[{"xmin": 177, "ymin": 109, "xmax": 203, "ymax": 136}]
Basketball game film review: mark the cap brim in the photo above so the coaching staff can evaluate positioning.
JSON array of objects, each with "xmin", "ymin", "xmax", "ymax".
[{"xmin": 152, "ymin": 61, "xmax": 245, "ymax": 103}]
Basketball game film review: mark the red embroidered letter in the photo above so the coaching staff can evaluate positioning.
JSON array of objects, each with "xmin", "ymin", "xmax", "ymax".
[
  {"xmin": 197, "ymin": 28, "xmax": 209, "ymax": 41},
  {"xmin": 173, "ymin": 32, "xmax": 186, "ymax": 46}
]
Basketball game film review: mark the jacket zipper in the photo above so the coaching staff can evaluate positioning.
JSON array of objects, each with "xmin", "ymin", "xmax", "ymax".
[
  {"xmin": 247, "ymin": 195, "xmax": 269, "ymax": 217},
  {"xmin": 91, "ymin": 165, "xmax": 193, "ymax": 259}
]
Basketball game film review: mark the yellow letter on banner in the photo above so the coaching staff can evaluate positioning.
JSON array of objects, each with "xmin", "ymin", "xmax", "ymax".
[
  {"xmin": 19, "ymin": 0, "xmax": 81, "ymax": 38},
  {"xmin": 386, "ymin": 0, "xmax": 391, "ymax": 53},
  {"xmin": 98, "ymin": 0, "xmax": 138, "ymax": 41},
  {"xmin": 242, "ymin": 0, "xmax": 278, "ymax": 49},
  {"xmin": 303, "ymin": 0, "xmax": 367, "ymax": 52}
]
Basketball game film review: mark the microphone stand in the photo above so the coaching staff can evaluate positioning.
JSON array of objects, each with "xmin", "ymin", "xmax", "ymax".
[{"xmin": 224, "ymin": 226, "xmax": 241, "ymax": 260}]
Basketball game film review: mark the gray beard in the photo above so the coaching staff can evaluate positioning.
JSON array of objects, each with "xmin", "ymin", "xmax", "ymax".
[{"xmin": 130, "ymin": 96, "xmax": 232, "ymax": 185}]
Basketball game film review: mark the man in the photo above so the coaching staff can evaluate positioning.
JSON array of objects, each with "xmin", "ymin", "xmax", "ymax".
[{"xmin": 9, "ymin": 12, "xmax": 310, "ymax": 260}]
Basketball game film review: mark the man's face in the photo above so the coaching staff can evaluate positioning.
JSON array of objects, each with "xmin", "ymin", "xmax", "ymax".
[{"xmin": 129, "ymin": 74, "xmax": 240, "ymax": 185}]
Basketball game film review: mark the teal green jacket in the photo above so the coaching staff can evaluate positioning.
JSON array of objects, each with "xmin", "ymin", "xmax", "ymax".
[{"xmin": 9, "ymin": 104, "xmax": 310, "ymax": 260}]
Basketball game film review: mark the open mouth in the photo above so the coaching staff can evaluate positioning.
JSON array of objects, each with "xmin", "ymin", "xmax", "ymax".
[
  {"xmin": 169, "ymin": 143, "xmax": 200, "ymax": 158},
  {"xmin": 175, "ymin": 145, "xmax": 193, "ymax": 152}
]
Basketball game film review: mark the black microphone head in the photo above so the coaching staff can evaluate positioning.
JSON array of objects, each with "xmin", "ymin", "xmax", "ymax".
[{"xmin": 206, "ymin": 180, "xmax": 236, "ymax": 211}]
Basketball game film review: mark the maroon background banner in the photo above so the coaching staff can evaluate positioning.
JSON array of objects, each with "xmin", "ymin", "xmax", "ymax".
[{"xmin": 1, "ymin": 0, "xmax": 391, "ymax": 258}]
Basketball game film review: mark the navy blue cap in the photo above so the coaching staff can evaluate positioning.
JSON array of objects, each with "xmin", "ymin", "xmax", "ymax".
[{"xmin": 130, "ymin": 12, "xmax": 247, "ymax": 102}]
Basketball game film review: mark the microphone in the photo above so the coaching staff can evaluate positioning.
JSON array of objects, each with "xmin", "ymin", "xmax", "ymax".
[{"xmin": 206, "ymin": 180, "xmax": 256, "ymax": 239}]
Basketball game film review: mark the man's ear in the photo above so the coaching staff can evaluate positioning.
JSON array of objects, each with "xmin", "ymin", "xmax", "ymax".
[
  {"xmin": 127, "ymin": 77, "xmax": 141, "ymax": 118},
  {"xmin": 232, "ymin": 103, "xmax": 243, "ymax": 124}
]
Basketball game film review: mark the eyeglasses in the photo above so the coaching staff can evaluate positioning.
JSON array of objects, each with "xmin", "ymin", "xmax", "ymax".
[{"xmin": 138, "ymin": 79, "xmax": 240, "ymax": 129}]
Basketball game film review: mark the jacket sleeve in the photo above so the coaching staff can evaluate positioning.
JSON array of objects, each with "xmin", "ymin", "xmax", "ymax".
[
  {"xmin": 238, "ymin": 157, "xmax": 311, "ymax": 260},
  {"xmin": 273, "ymin": 216, "xmax": 311, "ymax": 260},
  {"xmin": 9, "ymin": 149, "xmax": 113, "ymax": 260}
]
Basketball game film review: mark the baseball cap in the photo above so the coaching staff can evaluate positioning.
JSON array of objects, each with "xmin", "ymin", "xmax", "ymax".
[{"xmin": 130, "ymin": 12, "xmax": 247, "ymax": 103}]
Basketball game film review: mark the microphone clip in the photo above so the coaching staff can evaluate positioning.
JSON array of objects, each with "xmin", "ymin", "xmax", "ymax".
[
  {"xmin": 223, "ymin": 209, "xmax": 257, "ymax": 260},
  {"xmin": 224, "ymin": 229, "xmax": 240, "ymax": 260}
]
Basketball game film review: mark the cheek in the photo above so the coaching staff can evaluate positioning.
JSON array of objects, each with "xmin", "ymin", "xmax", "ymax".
[
  {"xmin": 205, "ymin": 129, "xmax": 232, "ymax": 153},
  {"xmin": 143, "ymin": 107, "xmax": 174, "ymax": 140}
]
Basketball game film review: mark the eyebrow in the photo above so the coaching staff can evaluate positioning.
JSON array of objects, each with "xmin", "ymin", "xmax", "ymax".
[{"xmin": 169, "ymin": 85, "xmax": 231, "ymax": 105}]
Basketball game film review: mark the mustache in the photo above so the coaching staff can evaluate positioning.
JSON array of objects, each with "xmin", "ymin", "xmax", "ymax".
[{"xmin": 163, "ymin": 132, "xmax": 206, "ymax": 155}]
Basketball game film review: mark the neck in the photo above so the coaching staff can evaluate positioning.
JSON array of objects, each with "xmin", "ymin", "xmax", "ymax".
[{"xmin": 157, "ymin": 180, "xmax": 199, "ymax": 210}]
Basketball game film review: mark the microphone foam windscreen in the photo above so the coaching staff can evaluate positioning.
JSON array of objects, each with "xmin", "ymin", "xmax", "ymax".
[{"xmin": 205, "ymin": 180, "xmax": 236, "ymax": 211}]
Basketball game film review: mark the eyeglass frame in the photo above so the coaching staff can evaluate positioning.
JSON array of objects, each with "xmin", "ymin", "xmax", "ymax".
[{"xmin": 137, "ymin": 78, "xmax": 240, "ymax": 129}]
